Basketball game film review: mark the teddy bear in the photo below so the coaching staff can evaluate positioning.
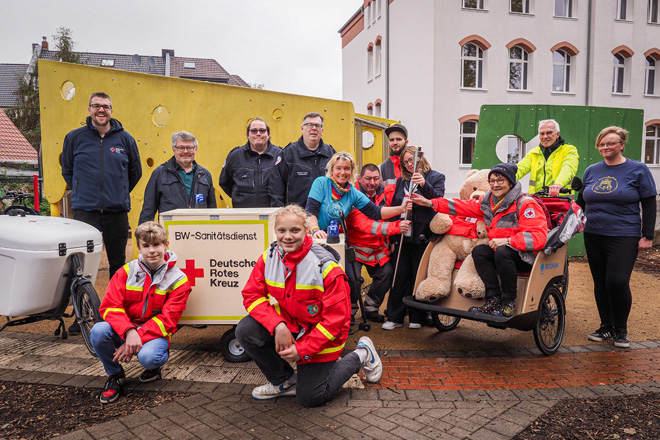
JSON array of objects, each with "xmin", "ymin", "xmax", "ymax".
[{"xmin": 414, "ymin": 169, "xmax": 491, "ymax": 302}]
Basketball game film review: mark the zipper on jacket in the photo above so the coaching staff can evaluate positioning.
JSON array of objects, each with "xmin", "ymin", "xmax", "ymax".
[
  {"xmin": 256, "ymin": 156, "xmax": 262, "ymax": 201},
  {"xmin": 99, "ymin": 138, "xmax": 104, "ymax": 212}
]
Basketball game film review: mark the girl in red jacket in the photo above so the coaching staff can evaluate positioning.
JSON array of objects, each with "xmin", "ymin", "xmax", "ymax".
[
  {"xmin": 412, "ymin": 163, "xmax": 548, "ymax": 317},
  {"xmin": 236, "ymin": 204, "xmax": 382, "ymax": 407}
]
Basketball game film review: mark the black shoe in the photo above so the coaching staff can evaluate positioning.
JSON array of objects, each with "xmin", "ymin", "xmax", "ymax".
[
  {"xmin": 140, "ymin": 367, "xmax": 163, "ymax": 383},
  {"xmin": 491, "ymin": 299, "xmax": 516, "ymax": 317},
  {"xmin": 614, "ymin": 331, "xmax": 630, "ymax": 348},
  {"xmin": 588, "ymin": 326, "xmax": 614, "ymax": 342},
  {"xmin": 469, "ymin": 296, "xmax": 500, "ymax": 314},
  {"xmin": 188, "ymin": 324, "xmax": 208, "ymax": 329},
  {"xmin": 365, "ymin": 311, "xmax": 385, "ymax": 323},
  {"xmin": 99, "ymin": 369, "xmax": 125, "ymax": 404},
  {"xmin": 424, "ymin": 311, "xmax": 434, "ymax": 327},
  {"xmin": 68, "ymin": 322, "xmax": 81, "ymax": 336},
  {"xmin": 348, "ymin": 327, "xmax": 355, "ymax": 336}
]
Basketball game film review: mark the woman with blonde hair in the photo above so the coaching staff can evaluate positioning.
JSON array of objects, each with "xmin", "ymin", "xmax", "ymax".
[{"xmin": 577, "ymin": 126, "xmax": 657, "ymax": 348}]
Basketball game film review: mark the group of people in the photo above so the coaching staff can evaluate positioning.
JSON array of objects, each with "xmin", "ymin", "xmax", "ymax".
[{"xmin": 61, "ymin": 92, "xmax": 656, "ymax": 407}]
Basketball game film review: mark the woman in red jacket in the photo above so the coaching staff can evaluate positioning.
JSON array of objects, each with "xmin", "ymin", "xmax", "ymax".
[
  {"xmin": 236, "ymin": 204, "xmax": 383, "ymax": 407},
  {"xmin": 411, "ymin": 163, "xmax": 548, "ymax": 317}
]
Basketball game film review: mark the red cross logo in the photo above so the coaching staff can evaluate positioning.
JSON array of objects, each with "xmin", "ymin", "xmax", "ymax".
[{"xmin": 181, "ymin": 259, "xmax": 204, "ymax": 287}]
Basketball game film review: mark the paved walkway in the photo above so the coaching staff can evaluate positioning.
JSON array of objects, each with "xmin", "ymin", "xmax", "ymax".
[{"xmin": 1, "ymin": 331, "xmax": 659, "ymax": 440}]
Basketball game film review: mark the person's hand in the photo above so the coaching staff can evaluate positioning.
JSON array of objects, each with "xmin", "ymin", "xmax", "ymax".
[
  {"xmin": 274, "ymin": 322, "xmax": 295, "ymax": 353},
  {"xmin": 411, "ymin": 172, "xmax": 426, "ymax": 187},
  {"xmin": 399, "ymin": 220, "xmax": 411, "ymax": 234},
  {"xmin": 312, "ymin": 229, "xmax": 327, "ymax": 239},
  {"xmin": 639, "ymin": 237, "xmax": 653, "ymax": 249},
  {"xmin": 548, "ymin": 184, "xmax": 563, "ymax": 197},
  {"xmin": 410, "ymin": 193, "xmax": 432, "ymax": 207},
  {"xmin": 112, "ymin": 343, "xmax": 132, "ymax": 363},
  {"xmin": 116, "ymin": 328, "xmax": 142, "ymax": 362},
  {"xmin": 400, "ymin": 197, "xmax": 413, "ymax": 213},
  {"xmin": 489, "ymin": 238, "xmax": 509, "ymax": 250},
  {"xmin": 278, "ymin": 344, "xmax": 301, "ymax": 363}
]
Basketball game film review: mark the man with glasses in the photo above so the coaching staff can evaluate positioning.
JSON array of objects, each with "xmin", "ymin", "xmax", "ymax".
[
  {"xmin": 516, "ymin": 119, "xmax": 579, "ymax": 196},
  {"xmin": 271, "ymin": 112, "xmax": 336, "ymax": 207},
  {"xmin": 139, "ymin": 131, "xmax": 216, "ymax": 224},
  {"xmin": 219, "ymin": 118, "xmax": 281, "ymax": 207},
  {"xmin": 379, "ymin": 123, "xmax": 409, "ymax": 187}
]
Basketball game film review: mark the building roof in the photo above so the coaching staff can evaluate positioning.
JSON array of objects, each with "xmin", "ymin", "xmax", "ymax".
[
  {"xmin": 0, "ymin": 64, "xmax": 28, "ymax": 108},
  {"xmin": 39, "ymin": 49, "xmax": 166, "ymax": 75},
  {"xmin": 0, "ymin": 107, "xmax": 38, "ymax": 163}
]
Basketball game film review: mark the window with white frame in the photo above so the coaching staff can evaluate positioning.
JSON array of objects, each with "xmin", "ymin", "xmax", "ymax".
[
  {"xmin": 649, "ymin": 0, "xmax": 659, "ymax": 22},
  {"xmin": 552, "ymin": 49, "xmax": 571, "ymax": 92},
  {"xmin": 367, "ymin": 48, "xmax": 374, "ymax": 81},
  {"xmin": 463, "ymin": 0, "xmax": 484, "ymax": 9},
  {"xmin": 644, "ymin": 124, "xmax": 660, "ymax": 164},
  {"xmin": 372, "ymin": 0, "xmax": 377, "ymax": 24},
  {"xmin": 613, "ymin": 53, "xmax": 626, "ymax": 93},
  {"xmin": 646, "ymin": 56, "xmax": 657, "ymax": 95},
  {"xmin": 460, "ymin": 121, "xmax": 478, "ymax": 165},
  {"xmin": 375, "ymin": 44, "xmax": 382, "ymax": 77},
  {"xmin": 375, "ymin": 102, "xmax": 381, "ymax": 117},
  {"xmin": 509, "ymin": 46, "xmax": 529, "ymax": 90},
  {"xmin": 511, "ymin": 0, "xmax": 530, "ymax": 14},
  {"xmin": 377, "ymin": 0, "xmax": 382, "ymax": 19},
  {"xmin": 366, "ymin": 2, "xmax": 371, "ymax": 27},
  {"xmin": 462, "ymin": 43, "xmax": 484, "ymax": 88},
  {"xmin": 555, "ymin": 0, "xmax": 573, "ymax": 17},
  {"xmin": 616, "ymin": 0, "xmax": 632, "ymax": 20}
]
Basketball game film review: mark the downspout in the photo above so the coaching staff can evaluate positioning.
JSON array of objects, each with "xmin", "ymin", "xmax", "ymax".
[
  {"xmin": 585, "ymin": 0, "xmax": 592, "ymax": 106},
  {"xmin": 385, "ymin": 0, "xmax": 390, "ymax": 118}
]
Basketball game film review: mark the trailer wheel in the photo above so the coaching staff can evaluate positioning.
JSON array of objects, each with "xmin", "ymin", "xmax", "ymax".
[
  {"xmin": 431, "ymin": 313, "xmax": 461, "ymax": 332},
  {"xmin": 220, "ymin": 327, "xmax": 251, "ymax": 363},
  {"xmin": 74, "ymin": 282, "xmax": 102, "ymax": 357},
  {"xmin": 533, "ymin": 286, "xmax": 565, "ymax": 355}
]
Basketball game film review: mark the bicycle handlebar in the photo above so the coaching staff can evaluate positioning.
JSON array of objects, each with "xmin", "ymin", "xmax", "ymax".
[{"xmin": 0, "ymin": 192, "xmax": 35, "ymax": 201}]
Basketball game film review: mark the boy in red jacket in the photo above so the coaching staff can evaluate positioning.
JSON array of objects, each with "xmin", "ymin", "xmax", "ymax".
[{"xmin": 90, "ymin": 221, "xmax": 191, "ymax": 404}]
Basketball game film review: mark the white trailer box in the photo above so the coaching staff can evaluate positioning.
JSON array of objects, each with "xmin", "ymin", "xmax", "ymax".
[{"xmin": 0, "ymin": 216, "xmax": 103, "ymax": 316}]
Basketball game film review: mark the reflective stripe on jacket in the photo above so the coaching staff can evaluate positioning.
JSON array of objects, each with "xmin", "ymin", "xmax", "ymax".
[
  {"xmin": 100, "ymin": 250, "xmax": 191, "ymax": 344},
  {"xmin": 516, "ymin": 142, "xmax": 579, "ymax": 193},
  {"xmin": 379, "ymin": 155, "xmax": 401, "ymax": 187},
  {"xmin": 242, "ymin": 235, "xmax": 350, "ymax": 364}
]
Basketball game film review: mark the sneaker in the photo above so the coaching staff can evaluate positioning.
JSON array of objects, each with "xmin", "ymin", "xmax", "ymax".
[
  {"xmin": 251, "ymin": 374, "xmax": 297, "ymax": 400},
  {"xmin": 614, "ymin": 331, "xmax": 630, "ymax": 348},
  {"xmin": 382, "ymin": 321, "xmax": 403, "ymax": 330},
  {"xmin": 588, "ymin": 326, "xmax": 614, "ymax": 342},
  {"xmin": 356, "ymin": 336, "xmax": 382, "ymax": 383},
  {"xmin": 68, "ymin": 321, "xmax": 81, "ymax": 336},
  {"xmin": 99, "ymin": 369, "xmax": 126, "ymax": 404},
  {"xmin": 139, "ymin": 367, "xmax": 162, "ymax": 383},
  {"xmin": 492, "ymin": 299, "xmax": 516, "ymax": 317},
  {"xmin": 468, "ymin": 296, "xmax": 500, "ymax": 314},
  {"xmin": 365, "ymin": 311, "xmax": 385, "ymax": 323},
  {"xmin": 408, "ymin": 322, "xmax": 422, "ymax": 329}
]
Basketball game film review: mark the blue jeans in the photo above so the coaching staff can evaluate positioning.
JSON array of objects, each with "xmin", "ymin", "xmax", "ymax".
[{"xmin": 90, "ymin": 321, "xmax": 169, "ymax": 376}]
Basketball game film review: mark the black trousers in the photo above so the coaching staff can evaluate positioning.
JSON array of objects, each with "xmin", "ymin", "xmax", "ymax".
[
  {"xmin": 346, "ymin": 260, "xmax": 393, "ymax": 314},
  {"xmin": 471, "ymin": 244, "xmax": 532, "ymax": 301},
  {"xmin": 74, "ymin": 210, "xmax": 129, "ymax": 278},
  {"xmin": 386, "ymin": 241, "xmax": 426, "ymax": 324},
  {"xmin": 584, "ymin": 233, "xmax": 639, "ymax": 332}
]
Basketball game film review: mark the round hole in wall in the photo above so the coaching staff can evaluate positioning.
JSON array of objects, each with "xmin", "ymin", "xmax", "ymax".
[
  {"xmin": 61, "ymin": 81, "xmax": 76, "ymax": 100},
  {"xmin": 152, "ymin": 106, "xmax": 169, "ymax": 127},
  {"xmin": 362, "ymin": 131, "xmax": 375, "ymax": 150},
  {"xmin": 272, "ymin": 109, "xmax": 283, "ymax": 121},
  {"xmin": 146, "ymin": 157, "xmax": 155, "ymax": 167}
]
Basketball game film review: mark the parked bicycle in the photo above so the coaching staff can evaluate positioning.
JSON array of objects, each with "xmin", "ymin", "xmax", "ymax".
[{"xmin": 0, "ymin": 191, "xmax": 39, "ymax": 216}]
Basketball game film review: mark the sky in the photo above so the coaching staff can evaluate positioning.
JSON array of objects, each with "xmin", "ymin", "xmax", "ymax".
[{"xmin": 0, "ymin": 0, "xmax": 363, "ymax": 100}]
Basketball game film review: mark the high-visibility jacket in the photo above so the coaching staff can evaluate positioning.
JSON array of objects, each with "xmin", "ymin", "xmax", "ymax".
[
  {"xmin": 516, "ymin": 141, "xmax": 579, "ymax": 193},
  {"xmin": 242, "ymin": 235, "xmax": 350, "ymax": 364},
  {"xmin": 346, "ymin": 183, "xmax": 402, "ymax": 266},
  {"xmin": 432, "ymin": 183, "xmax": 548, "ymax": 264},
  {"xmin": 379, "ymin": 155, "xmax": 401, "ymax": 187},
  {"xmin": 100, "ymin": 250, "xmax": 191, "ymax": 344}
]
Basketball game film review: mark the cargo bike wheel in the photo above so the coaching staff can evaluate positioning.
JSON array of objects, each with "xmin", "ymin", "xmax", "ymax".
[
  {"xmin": 220, "ymin": 327, "xmax": 251, "ymax": 363},
  {"xmin": 533, "ymin": 286, "xmax": 565, "ymax": 355},
  {"xmin": 73, "ymin": 282, "xmax": 102, "ymax": 357},
  {"xmin": 431, "ymin": 313, "xmax": 461, "ymax": 332}
]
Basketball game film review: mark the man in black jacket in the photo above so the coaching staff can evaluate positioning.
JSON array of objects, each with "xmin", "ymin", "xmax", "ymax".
[
  {"xmin": 271, "ymin": 112, "xmax": 336, "ymax": 207},
  {"xmin": 139, "ymin": 131, "xmax": 216, "ymax": 224},
  {"xmin": 62, "ymin": 92, "xmax": 142, "ymax": 279},
  {"xmin": 219, "ymin": 118, "xmax": 281, "ymax": 207}
]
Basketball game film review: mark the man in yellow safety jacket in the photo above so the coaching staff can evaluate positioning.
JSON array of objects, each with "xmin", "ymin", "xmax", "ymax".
[{"xmin": 516, "ymin": 119, "xmax": 579, "ymax": 196}]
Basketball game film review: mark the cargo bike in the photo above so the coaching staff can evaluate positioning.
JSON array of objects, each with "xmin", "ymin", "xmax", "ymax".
[
  {"xmin": 0, "ymin": 215, "xmax": 104, "ymax": 357},
  {"xmin": 403, "ymin": 185, "xmax": 586, "ymax": 355}
]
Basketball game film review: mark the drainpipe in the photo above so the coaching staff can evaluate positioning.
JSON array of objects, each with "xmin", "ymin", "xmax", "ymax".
[
  {"xmin": 385, "ymin": 0, "xmax": 390, "ymax": 118},
  {"xmin": 585, "ymin": 0, "xmax": 592, "ymax": 106}
]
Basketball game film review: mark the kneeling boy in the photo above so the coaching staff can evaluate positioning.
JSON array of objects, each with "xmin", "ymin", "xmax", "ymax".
[{"xmin": 91, "ymin": 221, "xmax": 191, "ymax": 404}]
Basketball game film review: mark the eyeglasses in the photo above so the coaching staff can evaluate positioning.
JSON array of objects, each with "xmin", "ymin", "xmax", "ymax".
[
  {"xmin": 402, "ymin": 158, "xmax": 416, "ymax": 166},
  {"xmin": 303, "ymin": 123, "xmax": 323, "ymax": 129},
  {"xmin": 174, "ymin": 146, "xmax": 196, "ymax": 152},
  {"xmin": 249, "ymin": 128, "xmax": 268, "ymax": 134},
  {"xmin": 597, "ymin": 141, "xmax": 621, "ymax": 148},
  {"xmin": 488, "ymin": 179, "xmax": 506, "ymax": 186},
  {"xmin": 90, "ymin": 104, "xmax": 112, "ymax": 111}
]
